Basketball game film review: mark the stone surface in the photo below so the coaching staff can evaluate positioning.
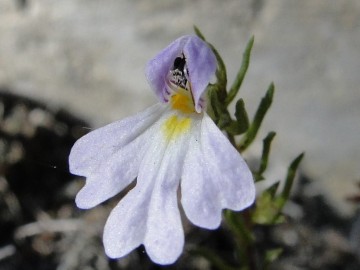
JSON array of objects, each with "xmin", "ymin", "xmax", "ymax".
[{"xmin": 0, "ymin": 0, "xmax": 359, "ymax": 214}]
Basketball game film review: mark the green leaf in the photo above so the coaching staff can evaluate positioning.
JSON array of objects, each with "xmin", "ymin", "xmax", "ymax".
[
  {"xmin": 225, "ymin": 210, "xmax": 254, "ymax": 244},
  {"xmin": 252, "ymin": 190, "xmax": 284, "ymax": 225},
  {"xmin": 224, "ymin": 98, "xmax": 249, "ymax": 135},
  {"xmin": 211, "ymin": 48, "xmax": 227, "ymax": 98},
  {"xmin": 226, "ymin": 36, "xmax": 255, "ymax": 105},
  {"xmin": 193, "ymin": 25, "xmax": 206, "ymax": 40},
  {"xmin": 264, "ymin": 248, "xmax": 283, "ymax": 267},
  {"xmin": 208, "ymin": 88, "xmax": 220, "ymax": 121},
  {"xmin": 255, "ymin": 153, "xmax": 304, "ymax": 225},
  {"xmin": 208, "ymin": 88, "xmax": 224, "ymax": 123},
  {"xmin": 234, "ymin": 98, "xmax": 250, "ymax": 132},
  {"xmin": 281, "ymin": 152, "xmax": 305, "ymax": 202},
  {"xmin": 208, "ymin": 87, "xmax": 237, "ymax": 133},
  {"xmin": 255, "ymin": 132, "xmax": 276, "ymax": 181},
  {"xmin": 238, "ymin": 83, "xmax": 275, "ymax": 152},
  {"xmin": 194, "ymin": 26, "xmax": 227, "ymax": 99},
  {"xmin": 267, "ymin": 181, "xmax": 281, "ymax": 198},
  {"xmin": 218, "ymin": 114, "xmax": 232, "ymax": 130}
]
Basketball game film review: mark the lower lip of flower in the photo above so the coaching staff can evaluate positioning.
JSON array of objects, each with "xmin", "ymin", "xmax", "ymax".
[{"xmin": 162, "ymin": 114, "xmax": 192, "ymax": 142}]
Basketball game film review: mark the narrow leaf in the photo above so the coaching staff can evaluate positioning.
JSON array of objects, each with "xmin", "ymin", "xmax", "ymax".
[
  {"xmin": 252, "ymin": 191, "xmax": 284, "ymax": 225},
  {"xmin": 225, "ymin": 210, "xmax": 254, "ymax": 244},
  {"xmin": 264, "ymin": 248, "xmax": 283, "ymax": 267},
  {"xmin": 224, "ymin": 98, "xmax": 249, "ymax": 135},
  {"xmin": 218, "ymin": 114, "xmax": 232, "ymax": 130},
  {"xmin": 193, "ymin": 25, "xmax": 206, "ymax": 40},
  {"xmin": 255, "ymin": 131, "xmax": 276, "ymax": 181},
  {"xmin": 211, "ymin": 45, "xmax": 227, "ymax": 95},
  {"xmin": 281, "ymin": 152, "xmax": 305, "ymax": 202},
  {"xmin": 238, "ymin": 83, "xmax": 274, "ymax": 152},
  {"xmin": 226, "ymin": 36, "xmax": 254, "ymax": 105},
  {"xmin": 208, "ymin": 87, "xmax": 231, "ymax": 129},
  {"xmin": 234, "ymin": 98, "xmax": 249, "ymax": 132},
  {"xmin": 208, "ymin": 88, "xmax": 221, "ymax": 120},
  {"xmin": 267, "ymin": 181, "xmax": 281, "ymax": 198},
  {"xmin": 193, "ymin": 26, "xmax": 227, "ymax": 97}
]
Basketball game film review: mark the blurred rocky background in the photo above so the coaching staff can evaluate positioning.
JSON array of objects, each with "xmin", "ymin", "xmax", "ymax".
[{"xmin": 0, "ymin": 0, "xmax": 359, "ymax": 269}]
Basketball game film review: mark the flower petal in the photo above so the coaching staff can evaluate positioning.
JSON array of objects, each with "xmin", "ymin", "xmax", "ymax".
[
  {"xmin": 69, "ymin": 103, "xmax": 165, "ymax": 176},
  {"xmin": 103, "ymin": 116, "xmax": 168, "ymax": 260},
  {"xmin": 75, "ymin": 131, "xmax": 147, "ymax": 209},
  {"xmin": 183, "ymin": 37, "xmax": 216, "ymax": 112},
  {"xmin": 69, "ymin": 104, "xmax": 166, "ymax": 209},
  {"xmin": 145, "ymin": 37, "xmax": 187, "ymax": 103},
  {"xmin": 104, "ymin": 111, "xmax": 193, "ymax": 264},
  {"xmin": 181, "ymin": 114, "xmax": 255, "ymax": 229},
  {"xmin": 145, "ymin": 35, "xmax": 216, "ymax": 112},
  {"xmin": 143, "ymin": 125, "xmax": 191, "ymax": 264},
  {"xmin": 103, "ymin": 183, "xmax": 150, "ymax": 259}
]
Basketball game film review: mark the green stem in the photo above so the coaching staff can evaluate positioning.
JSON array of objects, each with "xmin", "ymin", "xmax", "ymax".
[{"xmin": 224, "ymin": 210, "xmax": 258, "ymax": 270}]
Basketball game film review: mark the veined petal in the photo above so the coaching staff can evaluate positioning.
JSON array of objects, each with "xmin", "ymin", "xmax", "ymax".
[
  {"xmin": 103, "ymin": 183, "xmax": 150, "ymax": 259},
  {"xmin": 69, "ymin": 103, "xmax": 165, "ymax": 176},
  {"xmin": 181, "ymin": 114, "xmax": 255, "ymax": 229},
  {"xmin": 145, "ymin": 35, "xmax": 216, "ymax": 112},
  {"xmin": 69, "ymin": 103, "xmax": 166, "ymax": 209},
  {"xmin": 183, "ymin": 37, "xmax": 216, "ymax": 112},
  {"xmin": 75, "ymin": 128, "xmax": 149, "ymax": 209},
  {"xmin": 144, "ymin": 117, "xmax": 192, "ymax": 264},
  {"xmin": 146, "ymin": 37, "xmax": 187, "ymax": 103},
  {"xmin": 104, "ymin": 111, "xmax": 193, "ymax": 264}
]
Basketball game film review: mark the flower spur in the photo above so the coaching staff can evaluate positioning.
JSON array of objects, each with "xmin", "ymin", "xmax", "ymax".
[{"xmin": 69, "ymin": 35, "xmax": 255, "ymax": 265}]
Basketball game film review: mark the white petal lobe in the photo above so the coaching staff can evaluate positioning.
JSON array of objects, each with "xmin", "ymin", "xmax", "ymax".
[
  {"xmin": 143, "ymin": 123, "xmax": 191, "ymax": 264},
  {"xmin": 69, "ymin": 103, "xmax": 165, "ymax": 176},
  {"xmin": 181, "ymin": 114, "xmax": 255, "ymax": 229},
  {"xmin": 103, "ymin": 116, "xmax": 168, "ymax": 259},
  {"xmin": 70, "ymin": 104, "xmax": 166, "ymax": 209},
  {"xmin": 103, "ymin": 111, "xmax": 193, "ymax": 264}
]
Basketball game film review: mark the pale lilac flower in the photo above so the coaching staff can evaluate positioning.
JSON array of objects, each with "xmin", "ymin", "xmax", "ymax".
[{"xmin": 69, "ymin": 35, "xmax": 255, "ymax": 265}]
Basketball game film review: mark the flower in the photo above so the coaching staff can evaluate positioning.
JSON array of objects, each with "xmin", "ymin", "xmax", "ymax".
[{"xmin": 69, "ymin": 35, "xmax": 255, "ymax": 265}]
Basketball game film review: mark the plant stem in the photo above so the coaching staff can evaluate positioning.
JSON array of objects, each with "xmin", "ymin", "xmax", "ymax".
[{"xmin": 224, "ymin": 210, "xmax": 259, "ymax": 270}]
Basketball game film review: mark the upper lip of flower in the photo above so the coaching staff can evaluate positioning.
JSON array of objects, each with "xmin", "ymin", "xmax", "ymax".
[{"xmin": 145, "ymin": 35, "xmax": 217, "ymax": 113}]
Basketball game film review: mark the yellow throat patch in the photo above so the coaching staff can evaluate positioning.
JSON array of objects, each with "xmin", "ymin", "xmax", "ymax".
[
  {"xmin": 162, "ymin": 115, "xmax": 192, "ymax": 142},
  {"xmin": 170, "ymin": 88, "xmax": 195, "ymax": 114},
  {"xmin": 162, "ymin": 88, "xmax": 196, "ymax": 141}
]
